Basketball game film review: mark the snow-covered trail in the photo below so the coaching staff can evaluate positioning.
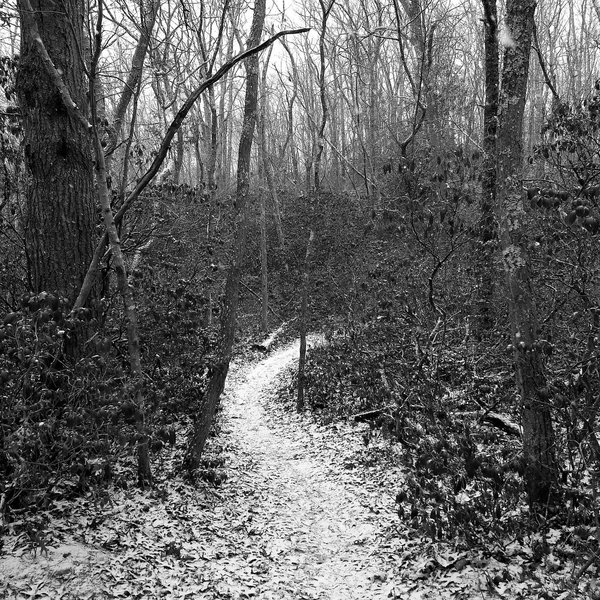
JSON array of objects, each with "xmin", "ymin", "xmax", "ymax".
[
  {"xmin": 211, "ymin": 338, "xmax": 400, "ymax": 599},
  {"xmin": 0, "ymin": 338, "xmax": 405, "ymax": 600}
]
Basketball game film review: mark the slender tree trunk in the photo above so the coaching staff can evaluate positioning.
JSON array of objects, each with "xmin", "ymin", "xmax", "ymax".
[
  {"xmin": 297, "ymin": 229, "xmax": 314, "ymax": 411},
  {"xmin": 220, "ymin": 31, "xmax": 236, "ymax": 191},
  {"xmin": 366, "ymin": 40, "xmax": 382, "ymax": 215},
  {"xmin": 184, "ymin": 0, "xmax": 267, "ymax": 470},
  {"xmin": 481, "ymin": 0, "xmax": 499, "ymax": 243},
  {"xmin": 258, "ymin": 53, "xmax": 285, "ymax": 252},
  {"xmin": 173, "ymin": 127, "xmax": 185, "ymax": 184},
  {"xmin": 313, "ymin": 0, "xmax": 335, "ymax": 192},
  {"xmin": 257, "ymin": 53, "xmax": 271, "ymax": 331},
  {"xmin": 298, "ymin": 0, "xmax": 334, "ymax": 408},
  {"xmin": 259, "ymin": 112, "xmax": 285, "ymax": 251},
  {"xmin": 105, "ymin": 0, "xmax": 159, "ymax": 169},
  {"xmin": 495, "ymin": 0, "xmax": 557, "ymax": 505},
  {"xmin": 160, "ymin": 73, "xmax": 185, "ymax": 184},
  {"xmin": 280, "ymin": 38, "xmax": 300, "ymax": 184},
  {"xmin": 259, "ymin": 188, "xmax": 269, "ymax": 332},
  {"xmin": 89, "ymin": 5, "xmax": 151, "ymax": 486},
  {"xmin": 476, "ymin": 0, "xmax": 500, "ymax": 335}
]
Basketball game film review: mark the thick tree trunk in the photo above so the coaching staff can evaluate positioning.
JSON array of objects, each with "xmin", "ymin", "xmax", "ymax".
[
  {"xmin": 495, "ymin": 0, "xmax": 557, "ymax": 505},
  {"xmin": 16, "ymin": 0, "xmax": 95, "ymax": 308},
  {"xmin": 184, "ymin": 0, "xmax": 267, "ymax": 471}
]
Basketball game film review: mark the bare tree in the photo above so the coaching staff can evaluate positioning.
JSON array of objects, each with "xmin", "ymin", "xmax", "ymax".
[
  {"xmin": 184, "ymin": 2, "xmax": 311, "ymax": 469},
  {"xmin": 89, "ymin": 2, "xmax": 151, "ymax": 486},
  {"xmin": 73, "ymin": 26, "xmax": 309, "ymax": 312},
  {"xmin": 494, "ymin": 0, "xmax": 557, "ymax": 505},
  {"xmin": 298, "ymin": 0, "xmax": 336, "ymax": 410},
  {"xmin": 104, "ymin": 0, "xmax": 160, "ymax": 171}
]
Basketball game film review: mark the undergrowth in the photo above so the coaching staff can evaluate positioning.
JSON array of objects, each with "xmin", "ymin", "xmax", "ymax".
[
  {"xmin": 0, "ymin": 265, "xmax": 213, "ymax": 523},
  {"xmin": 284, "ymin": 313, "xmax": 600, "ymax": 575}
]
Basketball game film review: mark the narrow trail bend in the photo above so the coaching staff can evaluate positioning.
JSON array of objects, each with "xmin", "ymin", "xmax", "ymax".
[
  {"xmin": 0, "ymin": 338, "xmax": 408, "ymax": 600},
  {"xmin": 206, "ymin": 338, "xmax": 403, "ymax": 599},
  {"xmin": 200, "ymin": 343, "xmax": 404, "ymax": 600}
]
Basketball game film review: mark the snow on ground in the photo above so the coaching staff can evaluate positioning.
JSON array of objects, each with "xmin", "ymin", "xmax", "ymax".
[
  {"xmin": 214, "ymin": 337, "xmax": 400, "ymax": 599},
  {"xmin": 2, "ymin": 337, "xmax": 566, "ymax": 599}
]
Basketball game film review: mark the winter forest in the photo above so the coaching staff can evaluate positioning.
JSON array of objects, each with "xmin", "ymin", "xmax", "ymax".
[{"xmin": 2, "ymin": 0, "xmax": 600, "ymax": 597}]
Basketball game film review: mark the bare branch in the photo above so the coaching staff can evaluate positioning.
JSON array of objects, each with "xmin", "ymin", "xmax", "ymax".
[{"xmin": 73, "ymin": 26, "xmax": 310, "ymax": 311}]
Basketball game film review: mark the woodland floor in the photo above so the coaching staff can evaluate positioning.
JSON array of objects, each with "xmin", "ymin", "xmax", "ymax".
[{"xmin": 0, "ymin": 339, "xmax": 594, "ymax": 599}]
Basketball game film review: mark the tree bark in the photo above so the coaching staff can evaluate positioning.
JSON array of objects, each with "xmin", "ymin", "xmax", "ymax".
[
  {"xmin": 495, "ymin": 0, "xmax": 557, "ymax": 505},
  {"xmin": 297, "ymin": 229, "xmax": 315, "ymax": 411},
  {"xmin": 259, "ymin": 184, "xmax": 269, "ymax": 332},
  {"xmin": 297, "ymin": 0, "xmax": 334, "ymax": 409},
  {"xmin": 279, "ymin": 38, "xmax": 300, "ymax": 184},
  {"xmin": 184, "ymin": 0, "xmax": 267, "ymax": 470},
  {"xmin": 476, "ymin": 0, "xmax": 500, "ymax": 336},
  {"xmin": 258, "ymin": 77, "xmax": 285, "ymax": 251},
  {"xmin": 313, "ymin": 0, "xmax": 335, "ymax": 193},
  {"xmin": 480, "ymin": 0, "xmax": 499, "ymax": 243},
  {"xmin": 16, "ymin": 0, "xmax": 95, "ymax": 310}
]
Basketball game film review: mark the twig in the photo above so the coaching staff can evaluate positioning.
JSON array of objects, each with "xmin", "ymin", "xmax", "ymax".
[
  {"xmin": 572, "ymin": 548, "xmax": 600, "ymax": 583},
  {"xmin": 240, "ymin": 281, "xmax": 283, "ymax": 321}
]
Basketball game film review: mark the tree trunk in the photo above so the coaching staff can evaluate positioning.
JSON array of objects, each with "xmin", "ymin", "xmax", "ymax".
[
  {"xmin": 480, "ymin": 0, "xmax": 499, "ymax": 244},
  {"xmin": 476, "ymin": 0, "xmax": 500, "ymax": 336},
  {"xmin": 16, "ymin": 0, "xmax": 95, "ymax": 311},
  {"xmin": 495, "ymin": 0, "xmax": 557, "ymax": 505},
  {"xmin": 184, "ymin": 0, "xmax": 267, "ymax": 471},
  {"xmin": 105, "ymin": 0, "xmax": 159, "ymax": 169},
  {"xmin": 313, "ymin": 0, "xmax": 335, "ymax": 193},
  {"xmin": 297, "ymin": 229, "xmax": 315, "ymax": 411},
  {"xmin": 259, "ymin": 94, "xmax": 285, "ymax": 251},
  {"xmin": 258, "ymin": 51, "xmax": 271, "ymax": 332},
  {"xmin": 89, "ymin": 4, "xmax": 151, "ymax": 486},
  {"xmin": 259, "ymin": 188, "xmax": 269, "ymax": 332},
  {"xmin": 297, "ymin": 1, "xmax": 334, "ymax": 410}
]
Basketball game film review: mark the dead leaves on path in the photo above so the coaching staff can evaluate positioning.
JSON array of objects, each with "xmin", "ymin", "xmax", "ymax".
[{"xmin": 1, "ymin": 345, "xmax": 598, "ymax": 599}]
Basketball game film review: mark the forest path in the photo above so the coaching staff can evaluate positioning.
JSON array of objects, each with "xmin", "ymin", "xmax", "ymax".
[
  {"xmin": 0, "ymin": 338, "xmax": 408, "ymax": 600},
  {"xmin": 208, "ymin": 337, "xmax": 401, "ymax": 599}
]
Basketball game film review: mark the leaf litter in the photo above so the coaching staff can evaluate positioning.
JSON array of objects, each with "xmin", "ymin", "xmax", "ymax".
[{"xmin": 1, "ymin": 337, "xmax": 597, "ymax": 599}]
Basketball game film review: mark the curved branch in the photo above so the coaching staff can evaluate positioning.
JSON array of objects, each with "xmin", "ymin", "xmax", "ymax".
[
  {"xmin": 532, "ymin": 21, "xmax": 560, "ymax": 104},
  {"xmin": 73, "ymin": 26, "xmax": 310, "ymax": 311}
]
